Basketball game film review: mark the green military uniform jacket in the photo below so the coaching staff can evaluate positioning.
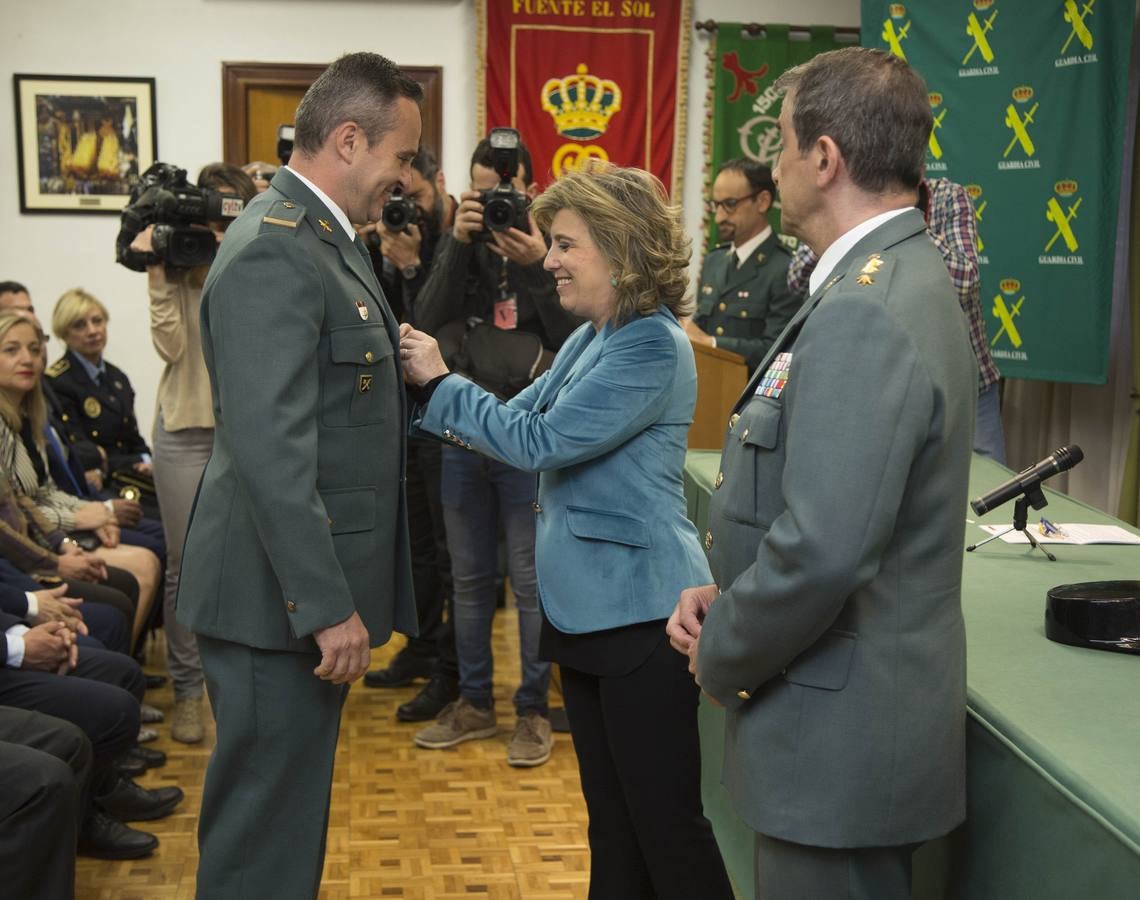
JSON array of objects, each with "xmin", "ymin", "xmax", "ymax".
[
  {"xmin": 695, "ymin": 231, "xmax": 803, "ymax": 372},
  {"xmin": 176, "ymin": 168, "xmax": 417, "ymax": 652},
  {"xmin": 697, "ymin": 209, "xmax": 977, "ymax": 849}
]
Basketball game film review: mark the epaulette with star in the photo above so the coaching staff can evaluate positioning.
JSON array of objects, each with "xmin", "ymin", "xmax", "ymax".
[{"xmin": 259, "ymin": 199, "xmax": 306, "ymax": 234}]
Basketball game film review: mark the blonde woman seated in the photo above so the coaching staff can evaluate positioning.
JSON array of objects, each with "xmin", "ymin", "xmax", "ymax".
[
  {"xmin": 0, "ymin": 313, "xmax": 159, "ymax": 646},
  {"xmin": 400, "ymin": 164, "xmax": 733, "ymax": 899}
]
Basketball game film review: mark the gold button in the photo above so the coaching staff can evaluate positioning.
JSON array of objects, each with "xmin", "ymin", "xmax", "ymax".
[
  {"xmin": 286, "ymin": 601, "xmax": 297, "ymax": 612},
  {"xmin": 740, "ymin": 310, "xmax": 748, "ymax": 318},
  {"xmin": 728, "ymin": 413, "xmax": 740, "ymax": 429},
  {"xmin": 736, "ymin": 689, "xmax": 752, "ymax": 700},
  {"xmin": 715, "ymin": 326, "xmax": 725, "ymax": 336},
  {"xmin": 718, "ymin": 302, "xmax": 727, "ymax": 311},
  {"xmin": 61, "ymin": 414, "xmax": 69, "ymax": 421},
  {"xmin": 740, "ymin": 428, "xmax": 750, "ymax": 443},
  {"xmin": 364, "ymin": 351, "xmax": 374, "ymax": 363},
  {"xmin": 714, "ymin": 471, "xmax": 724, "ymax": 489},
  {"xmin": 92, "ymin": 430, "xmax": 99, "ymax": 437},
  {"xmin": 327, "ymin": 517, "xmax": 333, "ymax": 526},
  {"xmin": 532, "ymin": 501, "xmax": 543, "ymax": 513},
  {"xmin": 704, "ymin": 530, "xmax": 713, "ymax": 551}
]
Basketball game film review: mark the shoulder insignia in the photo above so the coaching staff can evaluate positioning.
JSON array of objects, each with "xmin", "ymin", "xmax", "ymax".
[
  {"xmin": 46, "ymin": 358, "xmax": 70, "ymax": 378},
  {"xmin": 260, "ymin": 200, "xmax": 305, "ymax": 232}
]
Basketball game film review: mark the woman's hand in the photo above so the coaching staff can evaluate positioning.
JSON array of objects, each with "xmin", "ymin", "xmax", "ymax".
[
  {"xmin": 133, "ymin": 461, "xmax": 153, "ymax": 477},
  {"xmin": 95, "ymin": 523, "xmax": 120, "ymax": 548},
  {"xmin": 72, "ymin": 501, "xmax": 114, "ymax": 531},
  {"xmin": 57, "ymin": 549, "xmax": 108, "ymax": 582},
  {"xmin": 398, "ymin": 326, "xmax": 450, "ymax": 387}
]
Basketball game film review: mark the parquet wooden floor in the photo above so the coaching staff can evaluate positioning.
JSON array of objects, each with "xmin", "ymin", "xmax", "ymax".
[{"xmin": 74, "ymin": 608, "xmax": 590, "ymax": 899}]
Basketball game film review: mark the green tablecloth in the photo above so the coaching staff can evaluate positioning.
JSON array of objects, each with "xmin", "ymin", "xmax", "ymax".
[{"xmin": 684, "ymin": 451, "xmax": 1140, "ymax": 899}]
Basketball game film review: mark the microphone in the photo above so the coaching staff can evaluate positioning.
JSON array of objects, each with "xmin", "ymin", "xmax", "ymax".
[{"xmin": 970, "ymin": 445, "xmax": 1084, "ymax": 516}]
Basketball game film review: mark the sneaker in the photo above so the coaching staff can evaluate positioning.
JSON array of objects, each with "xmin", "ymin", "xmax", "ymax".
[
  {"xmin": 137, "ymin": 727, "xmax": 158, "ymax": 744},
  {"xmin": 171, "ymin": 696, "xmax": 204, "ymax": 744},
  {"xmin": 506, "ymin": 711, "xmax": 553, "ymax": 768},
  {"xmin": 139, "ymin": 702, "xmax": 164, "ymax": 723},
  {"xmin": 414, "ymin": 698, "xmax": 497, "ymax": 749}
]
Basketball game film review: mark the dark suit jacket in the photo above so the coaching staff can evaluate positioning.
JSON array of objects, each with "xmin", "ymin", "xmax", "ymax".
[
  {"xmin": 177, "ymin": 168, "xmax": 417, "ymax": 650},
  {"xmin": 45, "ymin": 351, "xmax": 150, "ymax": 472},
  {"xmin": 698, "ymin": 209, "xmax": 976, "ymax": 848}
]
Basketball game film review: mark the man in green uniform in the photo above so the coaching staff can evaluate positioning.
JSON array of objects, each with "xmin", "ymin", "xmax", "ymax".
[
  {"xmin": 669, "ymin": 48, "xmax": 976, "ymax": 899},
  {"xmin": 177, "ymin": 52, "xmax": 421, "ymax": 899},
  {"xmin": 685, "ymin": 159, "xmax": 803, "ymax": 372}
]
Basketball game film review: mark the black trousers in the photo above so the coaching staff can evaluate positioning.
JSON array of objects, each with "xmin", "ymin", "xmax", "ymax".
[
  {"xmin": 0, "ymin": 645, "xmax": 142, "ymax": 766},
  {"xmin": 0, "ymin": 706, "xmax": 93, "ymax": 900},
  {"xmin": 59, "ymin": 564, "xmax": 139, "ymax": 627},
  {"xmin": 561, "ymin": 637, "xmax": 734, "ymax": 900},
  {"xmin": 402, "ymin": 436, "xmax": 457, "ymax": 679}
]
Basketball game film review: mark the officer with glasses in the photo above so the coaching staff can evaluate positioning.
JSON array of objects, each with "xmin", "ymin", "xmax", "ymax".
[{"xmin": 684, "ymin": 158, "xmax": 803, "ymax": 372}]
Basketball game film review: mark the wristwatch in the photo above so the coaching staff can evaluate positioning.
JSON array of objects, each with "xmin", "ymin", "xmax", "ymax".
[{"xmin": 401, "ymin": 261, "xmax": 422, "ymax": 280}]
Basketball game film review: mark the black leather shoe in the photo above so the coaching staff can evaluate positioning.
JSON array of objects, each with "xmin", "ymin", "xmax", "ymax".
[
  {"xmin": 397, "ymin": 676, "xmax": 459, "ymax": 722},
  {"xmin": 97, "ymin": 774, "xmax": 183, "ymax": 822},
  {"xmin": 116, "ymin": 745, "xmax": 167, "ymax": 776},
  {"xmin": 364, "ymin": 652, "xmax": 434, "ymax": 688},
  {"xmin": 78, "ymin": 810, "xmax": 159, "ymax": 860}
]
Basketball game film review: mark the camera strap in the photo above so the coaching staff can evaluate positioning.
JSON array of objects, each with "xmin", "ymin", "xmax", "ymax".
[{"xmin": 494, "ymin": 257, "xmax": 518, "ymax": 330}]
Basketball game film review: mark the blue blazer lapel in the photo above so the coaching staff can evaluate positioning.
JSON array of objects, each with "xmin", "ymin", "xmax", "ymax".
[{"xmin": 534, "ymin": 325, "xmax": 600, "ymax": 413}]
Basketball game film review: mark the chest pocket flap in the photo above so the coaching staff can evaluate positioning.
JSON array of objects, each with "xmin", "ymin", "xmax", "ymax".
[
  {"xmin": 740, "ymin": 398, "xmax": 781, "ymax": 449},
  {"xmin": 329, "ymin": 323, "xmax": 393, "ymax": 366}
]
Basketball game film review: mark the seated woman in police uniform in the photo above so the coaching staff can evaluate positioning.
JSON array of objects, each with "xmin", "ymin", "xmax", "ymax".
[{"xmin": 46, "ymin": 288, "xmax": 155, "ymax": 503}]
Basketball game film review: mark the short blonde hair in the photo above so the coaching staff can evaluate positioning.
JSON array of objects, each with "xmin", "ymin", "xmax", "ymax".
[
  {"xmin": 52, "ymin": 288, "xmax": 109, "ymax": 342},
  {"xmin": 530, "ymin": 164, "xmax": 692, "ymax": 325},
  {"xmin": 0, "ymin": 313, "xmax": 47, "ymax": 442}
]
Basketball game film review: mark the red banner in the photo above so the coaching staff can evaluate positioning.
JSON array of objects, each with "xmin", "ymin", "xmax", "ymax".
[{"xmin": 478, "ymin": 0, "xmax": 691, "ymax": 194}]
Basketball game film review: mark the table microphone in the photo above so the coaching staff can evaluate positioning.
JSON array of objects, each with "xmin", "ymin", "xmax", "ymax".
[{"xmin": 970, "ymin": 445, "xmax": 1084, "ymax": 516}]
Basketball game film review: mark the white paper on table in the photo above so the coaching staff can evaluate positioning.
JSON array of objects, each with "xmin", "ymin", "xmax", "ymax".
[{"xmin": 978, "ymin": 523, "xmax": 1140, "ymax": 545}]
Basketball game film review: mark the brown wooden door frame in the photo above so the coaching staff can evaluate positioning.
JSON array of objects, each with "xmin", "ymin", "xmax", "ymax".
[{"xmin": 221, "ymin": 62, "xmax": 443, "ymax": 165}]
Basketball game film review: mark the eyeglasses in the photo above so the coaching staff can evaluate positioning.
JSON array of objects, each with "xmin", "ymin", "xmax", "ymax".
[{"xmin": 705, "ymin": 191, "xmax": 760, "ymax": 214}]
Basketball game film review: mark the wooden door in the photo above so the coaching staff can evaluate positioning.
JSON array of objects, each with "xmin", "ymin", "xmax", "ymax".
[{"xmin": 222, "ymin": 62, "xmax": 443, "ymax": 166}]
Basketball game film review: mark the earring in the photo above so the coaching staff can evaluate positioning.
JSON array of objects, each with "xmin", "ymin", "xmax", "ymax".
[{"xmin": 609, "ymin": 274, "xmax": 619, "ymax": 287}]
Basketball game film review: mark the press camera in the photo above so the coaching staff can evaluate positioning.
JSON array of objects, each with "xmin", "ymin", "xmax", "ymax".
[{"xmin": 115, "ymin": 163, "xmax": 245, "ymax": 271}]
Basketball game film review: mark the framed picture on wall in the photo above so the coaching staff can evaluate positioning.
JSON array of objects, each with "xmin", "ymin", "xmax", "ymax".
[{"xmin": 13, "ymin": 74, "xmax": 157, "ymax": 214}]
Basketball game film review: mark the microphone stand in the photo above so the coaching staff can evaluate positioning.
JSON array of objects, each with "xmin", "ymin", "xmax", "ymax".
[{"xmin": 966, "ymin": 485, "xmax": 1057, "ymax": 561}]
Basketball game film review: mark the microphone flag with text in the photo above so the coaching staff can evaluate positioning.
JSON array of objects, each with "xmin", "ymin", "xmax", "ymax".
[{"xmin": 970, "ymin": 445, "xmax": 1084, "ymax": 516}]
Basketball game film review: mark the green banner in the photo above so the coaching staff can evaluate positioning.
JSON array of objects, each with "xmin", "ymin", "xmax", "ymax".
[
  {"xmin": 704, "ymin": 24, "xmax": 850, "ymax": 248},
  {"xmin": 862, "ymin": 0, "xmax": 1134, "ymax": 384}
]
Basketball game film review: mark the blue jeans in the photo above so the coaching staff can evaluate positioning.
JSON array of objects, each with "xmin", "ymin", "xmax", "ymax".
[
  {"xmin": 974, "ymin": 382, "xmax": 1007, "ymax": 465},
  {"xmin": 441, "ymin": 446, "xmax": 549, "ymax": 716}
]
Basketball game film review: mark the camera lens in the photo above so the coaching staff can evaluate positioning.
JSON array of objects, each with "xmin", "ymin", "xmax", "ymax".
[
  {"xmin": 484, "ymin": 197, "xmax": 513, "ymax": 231},
  {"xmin": 382, "ymin": 204, "xmax": 408, "ymax": 231}
]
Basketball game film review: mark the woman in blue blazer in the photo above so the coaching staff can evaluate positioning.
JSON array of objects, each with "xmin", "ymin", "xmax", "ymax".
[{"xmin": 400, "ymin": 165, "xmax": 732, "ymax": 899}]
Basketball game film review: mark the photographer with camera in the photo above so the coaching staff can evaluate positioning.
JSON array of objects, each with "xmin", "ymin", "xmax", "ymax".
[
  {"xmin": 359, "ymin": 148, "xmax": 459, "ymax": 724},
  {"xmin": 410, "ymin": 130, "xmax": 579, "ymax": 767},
  {"xmin": 125, "ymin": 161, "xmax": 257, "ymax": 744}
]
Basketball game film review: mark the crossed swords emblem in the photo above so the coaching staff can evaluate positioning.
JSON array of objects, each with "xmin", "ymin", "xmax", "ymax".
[
  {"xmin": 1045, "ymin": 196, "xmax": 1082, "ymax": 253},
  {"xmin": 963, "ymin": 9, "xmax": 998, "ymax": 65},
  {"xmin": 1003, "ymin": 102, "xmax": 1038, "ymax": 158},
  {"xmin": 882, "ymin": 18, "xmax": 909, "ymax": 59},
  {"xmin": 1062, "ymin": 0, "xmax": 1095, "ymax": 55},
  {"xmin": 992, "ymin": 293, "xmax": 1024, "ymax": 349},
  {"xmin": 928, "ymin": 108, "xmax": 948, "ymax": 160}
]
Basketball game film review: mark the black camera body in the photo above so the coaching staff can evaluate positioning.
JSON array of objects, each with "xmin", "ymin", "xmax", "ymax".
[
  {"xmin": 115, "ymin": 163, "xmax": 245, "ymax": 271},
  {"xmin": 381, "ymin": 190, "xmax": 420, "ymax": 233},
  {"xmin": 473, "ymin": 127, "xmax": 530, "ymax": 241}
]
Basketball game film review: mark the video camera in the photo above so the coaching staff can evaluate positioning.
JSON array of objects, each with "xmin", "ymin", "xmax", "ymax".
[
  {"xmin": 115, "ymin": 162, "xmax": 245, "ymax": 271},
  {"xmin": 473, "ymin": 127, "xmax": 530, "ymax": 241}
]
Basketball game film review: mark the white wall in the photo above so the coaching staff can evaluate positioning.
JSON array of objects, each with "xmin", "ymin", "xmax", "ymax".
[{"xmin": 0, "ymin": 0, "xmax": 860, "ymax": 437}]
